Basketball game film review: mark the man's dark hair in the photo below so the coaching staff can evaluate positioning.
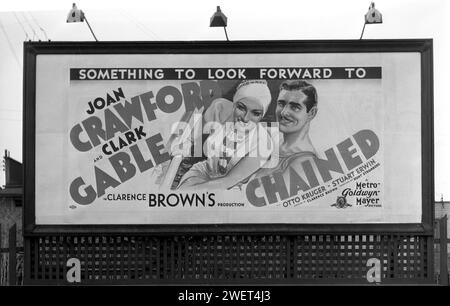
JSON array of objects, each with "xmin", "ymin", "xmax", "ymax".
[{"xmin": 279, "ymin": 80, "xmax": 318, "ymax": 112}]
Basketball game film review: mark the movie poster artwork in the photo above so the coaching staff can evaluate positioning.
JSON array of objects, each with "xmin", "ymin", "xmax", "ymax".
[{"xmin": 34, "ymin": 52, "xmax": 422, "ymax": 224}]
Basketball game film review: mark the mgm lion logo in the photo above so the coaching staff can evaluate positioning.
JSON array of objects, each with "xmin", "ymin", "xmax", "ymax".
[{"xmin": 331, "ymin": 196, "xmax": 352, "ymax": 209}]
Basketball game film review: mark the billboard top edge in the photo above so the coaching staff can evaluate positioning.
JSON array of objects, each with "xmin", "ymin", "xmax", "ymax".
[
  {"xmin": 23, "ymin": 39, "xmax": 433, "ymax": 55},
  {"xmin": 24, "ymin": 38, "xmax": 433, "ymax": 45}
]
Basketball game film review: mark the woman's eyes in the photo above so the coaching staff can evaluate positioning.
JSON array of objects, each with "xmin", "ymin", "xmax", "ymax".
[{"xmin": 252, "ymin": 111, "xmax": 262, "ymax": 117}]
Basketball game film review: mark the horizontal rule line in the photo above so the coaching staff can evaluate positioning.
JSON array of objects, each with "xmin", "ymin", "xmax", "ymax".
[{"xmin": 69, "ymin": 67, "xmax": 382, "ymax": 81}]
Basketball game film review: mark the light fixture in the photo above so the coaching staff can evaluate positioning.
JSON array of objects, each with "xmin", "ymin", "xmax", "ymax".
[
  {"xmin": 67, "ymin": 3, "xmax": 98, "ymax": 41},
  {"xmin": 360, "ymin": 2, "xmax": 383, "ymax": 39},
  {"xmin": 210, "ymin": 6, "xmax": 229, "ymax": 41}
]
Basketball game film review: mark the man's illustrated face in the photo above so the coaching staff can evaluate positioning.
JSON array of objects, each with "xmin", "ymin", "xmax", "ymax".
[{"xmin": 276, "ymin": 89, "xmax": 316, "ymax": 134}]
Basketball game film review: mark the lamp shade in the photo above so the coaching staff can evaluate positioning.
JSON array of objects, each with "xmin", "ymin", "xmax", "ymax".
[
  {"xmin": 210, "ymin": 6, "xmax": 227, "ymax": 27},
  {"xmin": 67, "ymin": 3, "xmax": 85, "ymax": 23},
  {"xmin": 365, "ymin": 2, "xmax": 382, "ymax": 24}
]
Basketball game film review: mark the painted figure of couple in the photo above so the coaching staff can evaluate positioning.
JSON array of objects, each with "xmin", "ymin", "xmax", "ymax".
[{"xmin": 171, "ymin": 79, "xmax": 319, "ymax": 190}]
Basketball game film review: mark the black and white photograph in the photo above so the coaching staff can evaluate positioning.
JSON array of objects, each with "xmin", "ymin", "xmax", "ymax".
[{"xmin": 0, "ymin": 0, "xmax": 449, "ymax": 293}]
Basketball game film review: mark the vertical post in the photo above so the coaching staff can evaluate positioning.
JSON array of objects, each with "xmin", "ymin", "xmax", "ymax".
[
  {"xmin": 0, "ymin": 223, "xmax": 2, "ymax": 285},
  {"xmin": 9, "ymin": 224, "xmax": 17, "ymax": 286},
  {"xmin": 440, "ymin": 215, "xmax": 449, "ymax": 286},
  {"xmin": 23, "ymin": 238, "xmax": 31, "ymax": 285}
]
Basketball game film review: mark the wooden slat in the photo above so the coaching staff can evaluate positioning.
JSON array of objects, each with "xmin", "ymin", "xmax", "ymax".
[
  {"xmin": 8, "ymin": 224, "xmax": 17, "ymax": 285},
  {"xmin": 100, "ymin": 236, "xmax": 107, "ymax": 280},
  {"xmin": 141, "ymin": 237, "xmax": 145, "ymax": 280},
  {"xmin": 263, "ymin": 235, "xmax": 268, "ymax": 279},
  {"xmin": 184, "ymin": 237, "xmax": 189, "ymax": 280},
  {"xmin": 199, "ymin": 237, "xmax": 204, "ymax": 279},
  {"xmin": 393, "ymin": 235, "xmax": 399, "ymax": 278},
  {"xmin": 119, "ymin": 237, "xmax": 124, "ymax": 280},
  {"xmin": 149, "ymin": 237, "xmax": 154, "ymax": 280},
  {"xmin": 427, "ymin": 236, "xmax": 433, "ymax": 280},
  {"xmin": 236, "ymin": 236, "xmax": 240, "ymax": 279},
  {"xmin": 61, "ymin": 237, "xmax": 67, "ymax": 282},
  {"xmin": 126, "ymin": 237, "xmax": 131, "ymax": 280},
  {"xmin": 272, "ymin": 236, "xmax": 276, "ymax": 278},
  {"xmin": 156, "ymin": 238, "xmax": 160, "ymax": 280},
  {"xmin": 48, "ymin": 236, "xmax": 52, "ymax": 280},
  {"xmin": 412, "ymin": 236, "xmax": 418, "ymax": 277},
  {"xmin": 322, "ymin": 235, "xmax": 326, "ymax": 278},
  {"xmin": 143, "ymin": 237, "xmax": 148, "ymax": 280},
  {"xmin": 255, "ymin": 236, "xmax": 260, "ymax": 279},
  {"xmin": 399, "ymin": 235, "xmax": 405, "ymax": 278},
  {"xmin": 55, "ymin": 236, "xmax": 61, "ymax": 281},
  {"xmin": 213, "ymin": 236, "xmax": 218, "ymax": 279},
  {"xmin": 278, "ymin": 236, "xmax": 282, "ymax": 279},
  {"xmin": 416, "ymin": 235, "xmax": 421, "ymax": 278},
  {"xmin": 309, "ymin": 235, "xmax": 313, "ymax": 279},
  {"xmin": 227, "ymin": 236, "xmax": 231, "ymax": 279},
  {"xmin": 42, "ymin": 236, "xmax": 48, "ymax": 281},
  {"xmin": 315, "ymin": 236, "xmax": 320, "ymax": 279},
  {"xmin": 77, "ymin": 237, "xmax": 82, "ymax": 281},
  {"xmin": 83, "ymin": 236, "xmax": 89, "ymax": 281},
  {"xmin": 389, "ymin": 234, "xmax": 396, "ymax": 278},
  {"xmin": 98, "ymin": 236, "xmax": 104, "ymax": 280},
  {"xmin": 0, "ymin": 223, "xmax": 2, "ymax": 285},
  {"xmin": 204, "ymin": 236, "xmax": 209, "ymax": 280},
  {"xmin": 286, "ymin": 236, "xmax": 291, "ymax": 279},
  {"xmin": 341, "ymin": 235, "xmax": 346, "ymax": 278},
  {"xmin": 293, "ymin": 236, "xmax": 298, "ymax": 279},
  {"xmin": 235, "ymin": 235, "xmax": 240, "ymax": 279},
  {"xmin": 134, "ymin": 236, "xmax": 138, "ymax": 279},
  {"xmin": 56, "ymin": 236, "xmax": 62, "ymax": 281},
  {"xmin": 89, "ymin": 236, "xmax": 95, "ymax": 281},
  {"xmin": 440, "ymin": 217, "xmax": 449, "ymax": 285},
  {"xmin": 357, "ymin": 235, "xmax": 362, "ymax": 278},
  {"xmin": 47, "ymin": 236, "xmax": 53, "ymax": 280},
  {"xmin": 192, "ymin": 237, "xmax": 197, "ymax": 279},
  {"xmin": 105, "ymin": 236, "xmax": 111, "ymax": 281},
  {"xmin": 163, "ymin": 237, "xmax": 167, "ymax": 280},
  {"xmin": 380, "ymin": 235, "xmax": 385, "ymax": 280},
  {"xmin": 406, "ymin": 236, "xmax": 412, "ymax": 278},
  {"xmin": 170, "ymin": 238, "xmax": 175, "ymax": 280},
  {"xmin": 299, "ymin": 236, "xmax": 304, "ymax": 278}
]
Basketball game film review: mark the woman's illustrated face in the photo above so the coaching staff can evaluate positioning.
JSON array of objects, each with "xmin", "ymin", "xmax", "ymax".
[{"xmin": 233, "ymin": 97, "xmax": 264, "ymax": 131}]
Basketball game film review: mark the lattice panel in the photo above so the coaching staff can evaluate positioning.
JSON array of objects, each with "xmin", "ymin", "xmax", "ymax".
[{"xmin": 26, "ymin": 234, "xmax": 432, "ymax": 284}]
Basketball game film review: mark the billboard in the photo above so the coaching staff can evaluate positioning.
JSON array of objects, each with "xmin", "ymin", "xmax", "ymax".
[{"xmin": 23, "ymin": 41, "xmax": 433, "ymax": 229}]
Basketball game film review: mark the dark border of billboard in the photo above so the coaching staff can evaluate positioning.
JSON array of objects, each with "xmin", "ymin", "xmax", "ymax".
[{"xmin": 22, "ymin": 40, "xmax": 434, "ymax": 235}]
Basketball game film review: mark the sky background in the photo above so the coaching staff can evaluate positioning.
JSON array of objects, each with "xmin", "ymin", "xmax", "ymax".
[{"xmin": 0, "ymin": 0, "xmax": 448, "ymax": 200}]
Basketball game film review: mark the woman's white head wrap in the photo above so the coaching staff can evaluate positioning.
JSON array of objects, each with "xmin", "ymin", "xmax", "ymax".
[{"xmin": 233, "ymin": 80, "xmax": 272, "ymax": 114}]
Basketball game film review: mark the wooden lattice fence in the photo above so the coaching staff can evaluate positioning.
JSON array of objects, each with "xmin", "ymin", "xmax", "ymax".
[
  {"xmin": 25, "ymin": 233, "xmax": 433, "ymax": 285},
  {"xmin": 0, "ymin": 224, "xmax": 23, "ymax": 285}
]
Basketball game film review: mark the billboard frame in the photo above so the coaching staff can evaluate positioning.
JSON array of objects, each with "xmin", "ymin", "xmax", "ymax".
[{"xmin": 22, "ymin": 39, "xmax": 434, "ymax": 236}]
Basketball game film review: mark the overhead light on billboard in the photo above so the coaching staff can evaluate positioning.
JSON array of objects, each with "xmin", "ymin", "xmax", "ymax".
[
  {"xmin": 66, "ymin": 3, "xmax": 98, "ymax": 42},
  {"xmin": 365, "ymin": 2, "xmax": 382, "ymax": 24},
  {"xmin": 210, "ymin": 6, "xmax": 229, "ymax": 41},
  {"xmin": 360, "ymin": 2, "xmax": 383, "ymax": 39},
  {"xmin": 66, "ymin": 3, "xmax": 84, "ymax": 23}
]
